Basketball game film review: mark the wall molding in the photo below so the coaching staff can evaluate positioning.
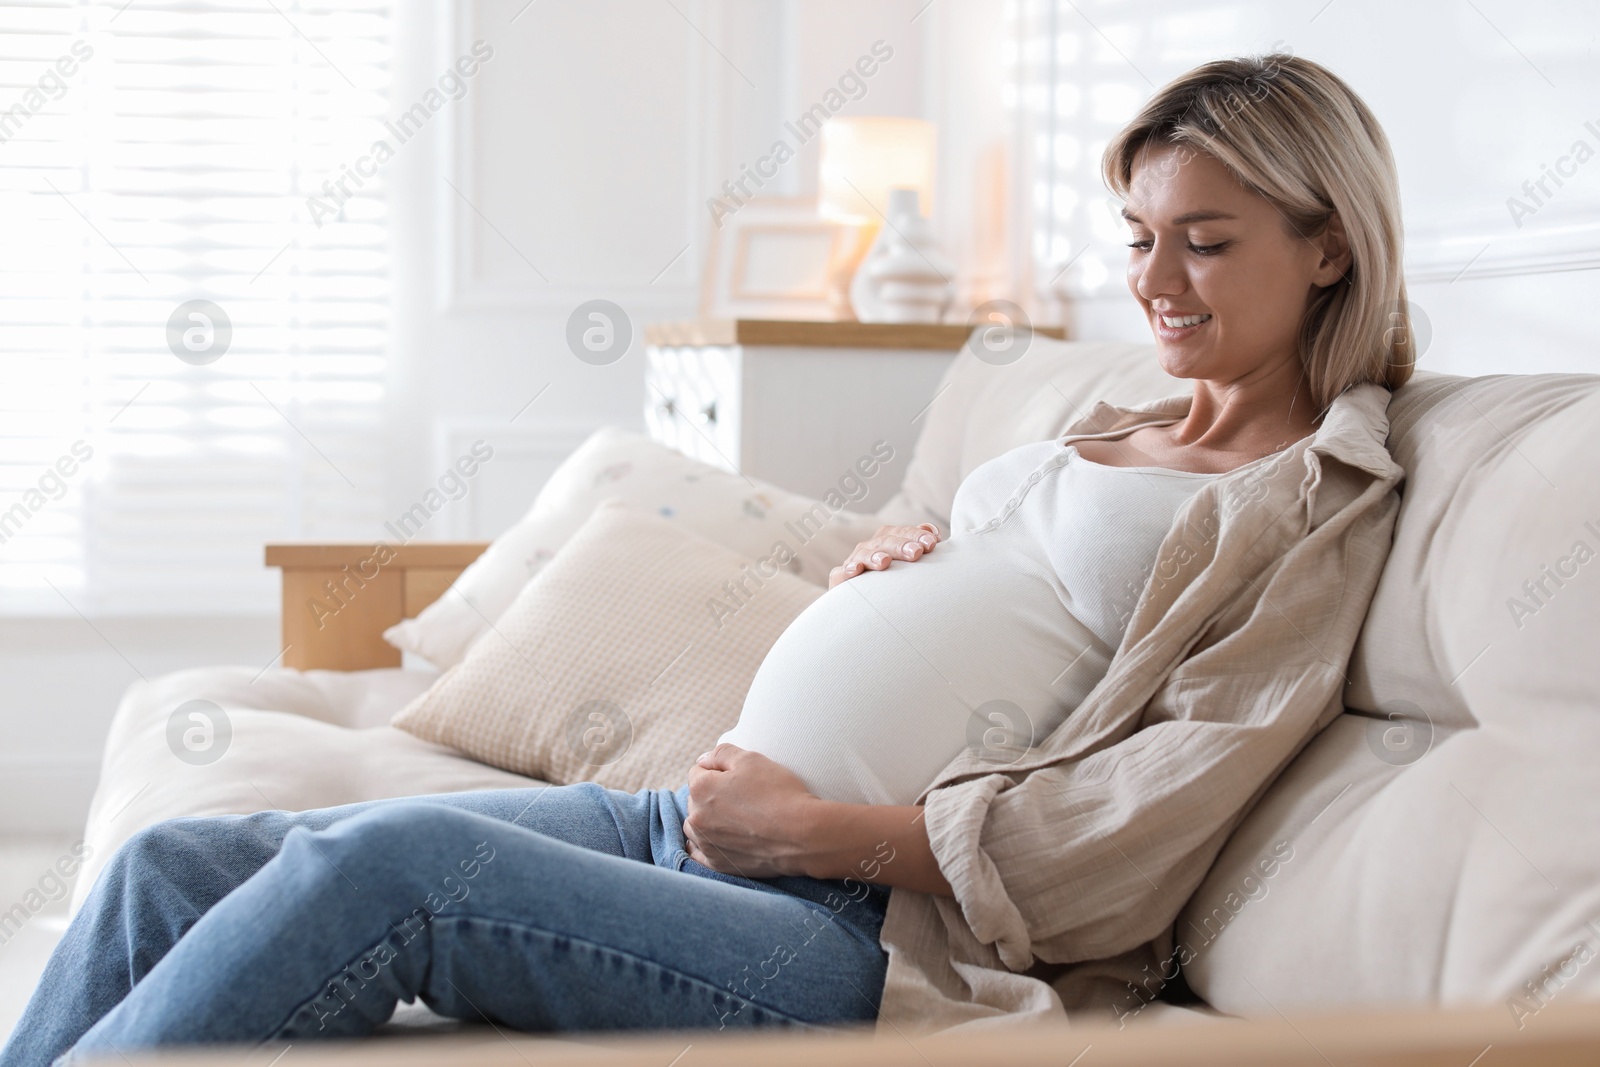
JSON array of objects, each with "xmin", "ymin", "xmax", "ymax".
[
  {"xmin": 434, "ymin": 0, "xmax": 725, "ymax": 313},
  {"xmin": 1403, "ymin": 200, "xmax": 1600, "ymax": 284}
]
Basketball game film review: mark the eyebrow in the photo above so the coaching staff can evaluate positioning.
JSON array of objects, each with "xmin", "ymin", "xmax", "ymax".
[{"xmin": 1120, "ymin": 208, "xmax": 1238, "ymax": 226}]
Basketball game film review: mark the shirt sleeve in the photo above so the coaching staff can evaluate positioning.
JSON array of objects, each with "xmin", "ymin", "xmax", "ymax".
[{"xmin": 925, "ymin": 665, "xmax": 1346, "ymax": 969}]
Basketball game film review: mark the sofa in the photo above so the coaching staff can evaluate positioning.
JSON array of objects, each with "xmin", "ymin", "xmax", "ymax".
[{"xmin": 58, "ymin": 336, "xmax": 1600, "ymax": 1060}]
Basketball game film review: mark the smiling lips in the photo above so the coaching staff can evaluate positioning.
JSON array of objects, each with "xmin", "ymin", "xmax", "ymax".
[{"xmin": 1153, "ymin": 311, "xmax": 1212, "ymax": 340}]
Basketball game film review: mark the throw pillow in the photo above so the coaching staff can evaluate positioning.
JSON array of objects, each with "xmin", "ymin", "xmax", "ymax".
[
  {"xmin": 391, "ymin": 498, "xmax": 823, "ymax": 791},
  {"xmin": 384, "ymin": 427, "xmax": 880, "ymax": 670}
]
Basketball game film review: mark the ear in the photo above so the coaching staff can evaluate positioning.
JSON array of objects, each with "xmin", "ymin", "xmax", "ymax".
[{"xmin": 1311, "ymin": 211, "xmax": 1352, "ymax": 288}]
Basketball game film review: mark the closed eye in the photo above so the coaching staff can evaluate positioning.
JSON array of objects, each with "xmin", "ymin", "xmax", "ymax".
[{"xmin": 1125, "ymin": 239, "xmax": 1228, "ymax": 256}]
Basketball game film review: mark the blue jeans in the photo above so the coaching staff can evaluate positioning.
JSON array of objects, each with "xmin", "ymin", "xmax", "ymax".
[{"xmin": 0, "ymin": 783, "xmax": 890, "ymax": 1066}]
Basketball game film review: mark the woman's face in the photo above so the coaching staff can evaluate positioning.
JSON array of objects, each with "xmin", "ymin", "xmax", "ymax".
[{"xmin": 1122, "ymin": 143, "xmax": 1348, "ymax": 386}]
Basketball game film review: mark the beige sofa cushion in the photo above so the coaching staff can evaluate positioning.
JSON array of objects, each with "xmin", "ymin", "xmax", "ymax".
[
  {"xmin": 70, "ymin": 665, "xmax": 537, "ymax": 916},
  {"xmin": 1342, "ymin": 372, "xmax": 1600, "ymax": 729},
  {"xmin": 392, "ymin": 499, "xmax": 822, "ymax": 791},
  {"xmin": 1180, "ymin": 375, "xmax": 1600, "ymax": 1014}
]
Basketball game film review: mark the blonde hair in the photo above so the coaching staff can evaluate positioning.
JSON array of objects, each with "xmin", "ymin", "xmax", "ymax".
[{"xmin": 1102, "ymin": 53, "xmax": 1414, "ymax": 409}]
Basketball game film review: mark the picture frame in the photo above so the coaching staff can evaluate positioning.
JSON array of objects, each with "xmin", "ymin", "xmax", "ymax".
[{"xmin": 698, "ymin": 195, "xmax": 851, "ymax": 320}]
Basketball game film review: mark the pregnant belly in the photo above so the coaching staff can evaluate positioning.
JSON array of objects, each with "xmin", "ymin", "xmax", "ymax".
[{"xmin": 717, "ymin": 535, "xmax": 1109, "ymax": 806}]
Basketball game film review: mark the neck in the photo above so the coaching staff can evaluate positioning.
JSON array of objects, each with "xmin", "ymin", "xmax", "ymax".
[{"xmin": 1171, "ymin": 355, "xmax": 1321, "ymax": 455}]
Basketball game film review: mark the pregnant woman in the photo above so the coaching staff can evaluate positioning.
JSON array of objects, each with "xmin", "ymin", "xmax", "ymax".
[{"xmin": 4, "ymin": 52, "xmax": 1409, "ymax": 1064}]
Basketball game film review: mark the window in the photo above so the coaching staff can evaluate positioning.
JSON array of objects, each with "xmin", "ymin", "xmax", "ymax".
[
  {"xmin": 0, "ymin": 0, "xmax": 393, "ymax": 615},
  {"xmin": 1003, "ymin": 0, "xmax": 1174, "ymax": 306}
]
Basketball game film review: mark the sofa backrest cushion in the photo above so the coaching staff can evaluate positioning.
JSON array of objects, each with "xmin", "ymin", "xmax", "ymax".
[
  {"xmin": 1181, "ymin": 373, "xmax": 1600, "ymax": 1015},
  {"xmin": 1343, "ymin": 372, "xmax": 1600, "ymax": 731}
]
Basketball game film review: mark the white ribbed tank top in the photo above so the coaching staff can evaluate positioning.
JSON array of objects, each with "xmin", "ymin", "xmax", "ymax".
[{"xmin": 716, "ymin": 438, "xmax": 1222, "ymax": 806}]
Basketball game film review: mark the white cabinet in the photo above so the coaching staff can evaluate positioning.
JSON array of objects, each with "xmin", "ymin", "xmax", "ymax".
[{"xmin": 643, "ymin": 320, "xmax": 978, "ymax": 509}]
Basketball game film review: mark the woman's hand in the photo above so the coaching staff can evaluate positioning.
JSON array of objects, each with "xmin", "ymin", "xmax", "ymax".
[
  {"xmin": 828, "ymin": 522, "xmax": 941, "ymax": 589},
  {"xmin": 682, "ymin": 744, "xmax": 955, "ymax": 897},
  {"xmin": 683, "ymin": 744, "xmax": 821, "ymax": 879}
]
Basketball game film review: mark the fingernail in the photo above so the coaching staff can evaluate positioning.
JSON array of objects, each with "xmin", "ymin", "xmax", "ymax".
[
  {"xmin": 920, "ymin": 535, "xmax": 936, "ymax": 547},
  {"xmin": 871, "ymin": 552, "xmax": 887, "ymax": 564}
]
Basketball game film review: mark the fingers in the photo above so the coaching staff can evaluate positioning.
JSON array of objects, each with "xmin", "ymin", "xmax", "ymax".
[
  {"xmin": 832, "ymin": 524, "xmax": 943, "ymax": 586},
  {"xmin": 697, "ymin": 742, "xmax": 740, "ymax": 770},
  {"xmin": 683, "ymin": 823, "xmax": 707, "ymax": 866},
  {"xmin": 682, "ymin": 819, "xmax": 719, "ymax": 871},
  {"xmin": 684, "ymin": 831, "xmax": 749, "ymax": 877}
]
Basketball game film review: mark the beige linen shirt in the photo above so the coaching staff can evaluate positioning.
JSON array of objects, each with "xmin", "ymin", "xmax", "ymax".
[{"xmin": 876, "ymin": 380, "xmax": 1403, "ymax": 1033}]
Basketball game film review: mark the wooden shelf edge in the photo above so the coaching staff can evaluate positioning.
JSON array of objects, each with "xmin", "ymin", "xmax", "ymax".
[
  {"xmin": 645, "ymin": 318, "xmax": 1066, "ymax": 350},
  {"xmin": 265, "ymin": 542, "xmax": 491, "ymax": 569}
]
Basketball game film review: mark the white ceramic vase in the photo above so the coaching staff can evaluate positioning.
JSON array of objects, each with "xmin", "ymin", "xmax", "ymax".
[{"xmin": 849, "ymin": 188, "xmax": 956, "ymax": 324}]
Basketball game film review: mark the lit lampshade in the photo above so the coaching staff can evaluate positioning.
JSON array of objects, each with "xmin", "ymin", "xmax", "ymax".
[{"xmin": 818, "ymin": 117, "xmax": 936, "ymax": 223}]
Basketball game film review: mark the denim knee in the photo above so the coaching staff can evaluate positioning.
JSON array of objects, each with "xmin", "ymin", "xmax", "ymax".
[
  {"xmin": 108, "ymin": 811, "xmax": 271, "ymax": 875},
  {"xmin": 108, "ymin": 817, "xmax": 205, "ymax": 876},
  {"xmin": 295, "ymin": 802, "xmax": 506, "ymax": 892}
]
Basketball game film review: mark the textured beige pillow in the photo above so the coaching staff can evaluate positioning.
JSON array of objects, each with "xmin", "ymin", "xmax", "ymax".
[
  {"xmin": 391, "ymin": 498, "xmax": 823, "ymax": 791},
  {"xmin": 384, "ymin": 427, "xmax": 884, "ymax": 671}
]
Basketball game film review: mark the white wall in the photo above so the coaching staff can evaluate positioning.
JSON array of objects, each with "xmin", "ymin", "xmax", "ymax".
[
  {"xmin": 380, "ymin": 0, "xmax": 950, "ymax": 532},
  {"xmin": 0, "ymin": 618, "xmax": 279, "ymax": 834}
]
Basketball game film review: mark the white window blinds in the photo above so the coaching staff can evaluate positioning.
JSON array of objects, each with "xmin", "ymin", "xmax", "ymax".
[
  {"xmin": 1002, "ymin": 0, "xmax": 1150, "ymax": 305},
  {"xmin": 0, "ymin": 0, "xmax": 393, "ymax": 616}
]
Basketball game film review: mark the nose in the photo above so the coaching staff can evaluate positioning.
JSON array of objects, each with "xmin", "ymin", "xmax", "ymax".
[{"xmin": 1131, "ymin": 236, "xmax": 1190, "ymax": 306}]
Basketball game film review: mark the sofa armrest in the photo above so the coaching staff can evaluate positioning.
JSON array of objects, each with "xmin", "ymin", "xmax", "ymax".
[{"xmin": 264, "ymin": 542, "xmax": 489, "ymax": 671}]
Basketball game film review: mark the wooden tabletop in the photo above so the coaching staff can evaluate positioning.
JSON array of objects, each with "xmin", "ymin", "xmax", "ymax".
[
  {"xmin": 82, "ymin": 998, "xmax": 1600, "ymax": 1065},
  {"xmin": 645, "ymin": 318, "xmax": 1066, "ymax": 350}
]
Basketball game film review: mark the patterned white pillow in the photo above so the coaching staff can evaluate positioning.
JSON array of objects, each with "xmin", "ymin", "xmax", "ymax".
[
  {"xmin": 384, "ymin": 427, "xmax": 883, "ymax": 670},
  {"xmin": 391, "ymin": 499, "xmax": 823, "ymax": 791}
]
